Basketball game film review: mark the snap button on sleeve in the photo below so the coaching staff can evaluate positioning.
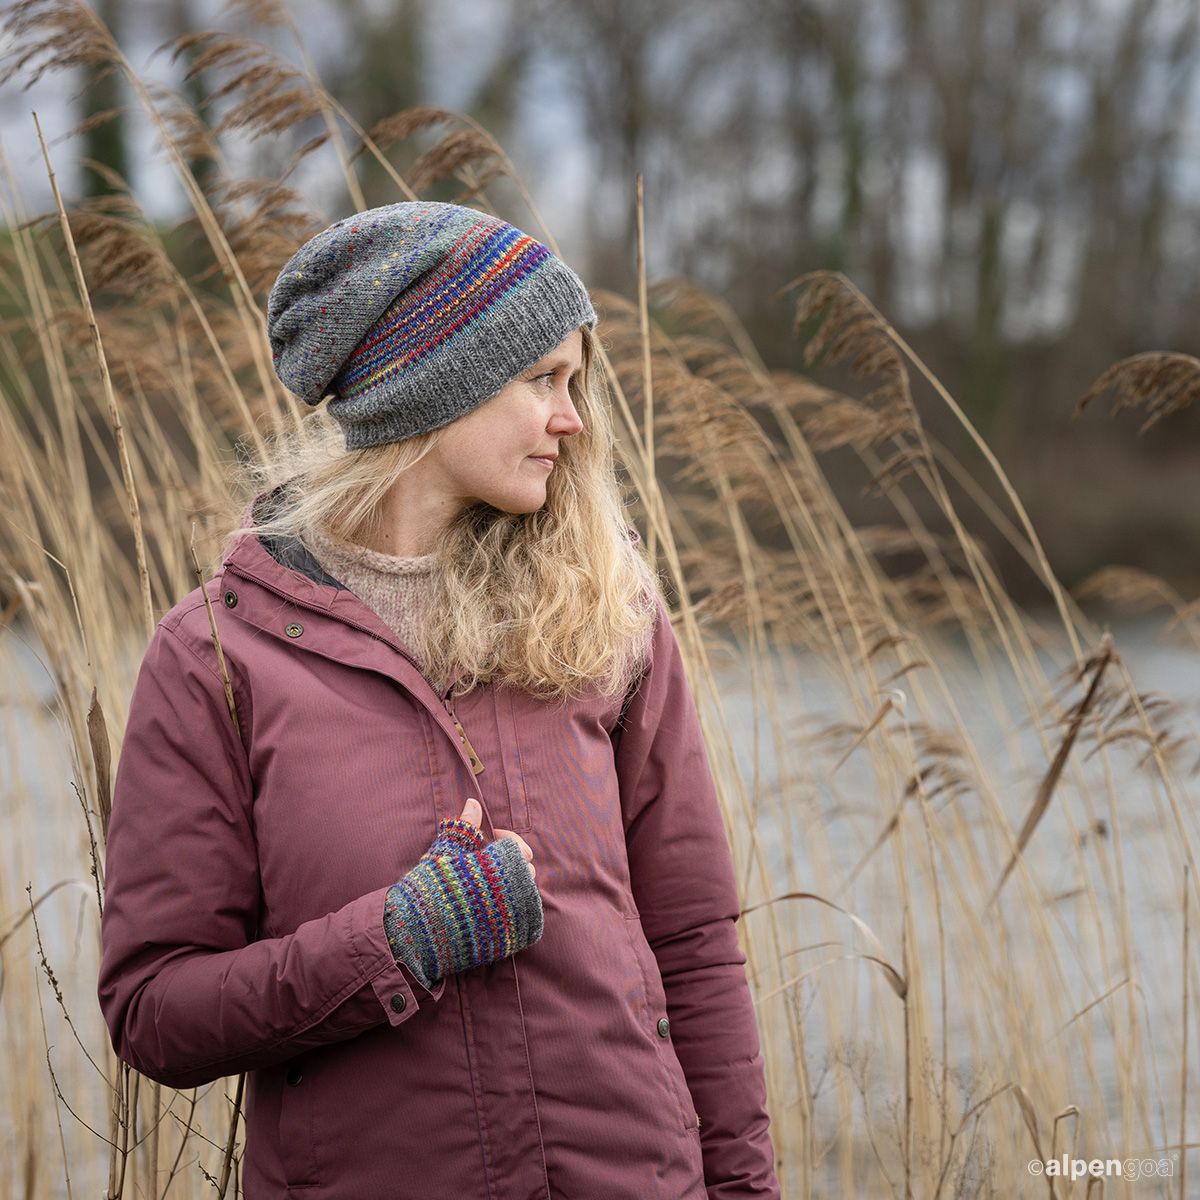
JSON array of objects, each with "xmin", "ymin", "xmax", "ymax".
[
  {"xmin": 286, "ymin": 1066, "xmax": 303, "ymax": 1085},
  {"xmin": 656, "ymin": 1017, "xmax": 670, "ymax": 1039},
  {"xmin": 390, "ymin": 992, "xmax": 407, "ymax": 1014},
  {"xmin": 285, "ymin": 622, "xmax": 303, "ymax": 637}
]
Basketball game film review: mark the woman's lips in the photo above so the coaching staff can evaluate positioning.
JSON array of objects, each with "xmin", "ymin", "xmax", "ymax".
[{"xmin": 528, "ymin": 456, "xmax": 555, "ymax": 469}]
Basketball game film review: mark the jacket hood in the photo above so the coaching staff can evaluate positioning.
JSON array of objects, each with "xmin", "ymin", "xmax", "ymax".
[{"xmin": 230, "ymin": 479, "xmax": 346, "ymax": 591}]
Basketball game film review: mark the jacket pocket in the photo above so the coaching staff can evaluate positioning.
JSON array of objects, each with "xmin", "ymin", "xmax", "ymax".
[
  {"xmin": 622, "ymin": 914, "xmax": 700, "ymax": 1134},
  {"xmin": 492, "ymin": 685, "xmax": 533, "ymax": 832},
  {"xmin": 277, "ymin": 1056, "xmax": 319, "ymax": 1188}
]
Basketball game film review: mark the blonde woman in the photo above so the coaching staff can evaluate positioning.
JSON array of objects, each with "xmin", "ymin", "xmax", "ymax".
[{"xmin": 97, "ymin": 201, "xmax": 780, "ymax": 1198}]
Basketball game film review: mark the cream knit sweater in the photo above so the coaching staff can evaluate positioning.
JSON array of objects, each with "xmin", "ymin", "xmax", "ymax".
[{"xmin": 303, "ymin": 523, "xmax": 445, "ymax": 692}]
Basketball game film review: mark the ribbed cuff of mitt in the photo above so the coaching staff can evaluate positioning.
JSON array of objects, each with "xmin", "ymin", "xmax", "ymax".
[{"xmin": 382, "ymin": 816, "xmax": 544, "ymax": 991}]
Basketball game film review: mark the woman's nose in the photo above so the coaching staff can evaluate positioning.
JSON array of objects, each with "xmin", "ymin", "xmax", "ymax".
[{"xmin": 550, "ymin": 388, "xmax": 583, "ymax": 436}]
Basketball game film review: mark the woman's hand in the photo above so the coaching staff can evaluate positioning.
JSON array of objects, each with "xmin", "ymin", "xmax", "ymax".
[
  {"xmin": 462, "ymin": 796, "xmax": 536, "ymax": 880},
  {"xmin": 383, "ymin": 796, "xmax": 544, "ymax": 990}
]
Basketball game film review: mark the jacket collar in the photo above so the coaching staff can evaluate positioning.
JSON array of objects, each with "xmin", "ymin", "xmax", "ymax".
[
  {"xmin": 233, "ymin": 479, "xmax": 347, "ymax": 592},
  {"xmin": 220, "ymin": 479, "xmax": 463, "ymax": 695},
  {"xmin": 217, "ymin": 480, "xmax": 495, "ymax": 798}
]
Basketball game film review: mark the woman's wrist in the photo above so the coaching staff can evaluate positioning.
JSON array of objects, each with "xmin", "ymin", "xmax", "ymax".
[{"xmin": 383, "ymin": 882, "xmax": 440, "ymax": 991}]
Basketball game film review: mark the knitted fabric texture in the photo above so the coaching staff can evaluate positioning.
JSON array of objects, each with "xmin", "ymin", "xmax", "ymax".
[
  {"xmin": 266, "ymin": 200, "xmax": 597, "ymax": 450},
  {"xmin": 383, "ymin": 816, "xmax": 544, "ymax": 991},
  {"xmin": 302, "ymin": 522, "xmax": 442, "ymax": 687}
]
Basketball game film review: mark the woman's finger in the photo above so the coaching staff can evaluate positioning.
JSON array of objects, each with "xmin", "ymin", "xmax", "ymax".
[{"xmin": 494, "ymin": 828, "xmax": 533, "ymax": 862}]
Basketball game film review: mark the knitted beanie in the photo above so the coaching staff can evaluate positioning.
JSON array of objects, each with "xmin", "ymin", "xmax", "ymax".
[{"xmin": 266, "ymin": 200, "xmax": 597, "ymax": 450}]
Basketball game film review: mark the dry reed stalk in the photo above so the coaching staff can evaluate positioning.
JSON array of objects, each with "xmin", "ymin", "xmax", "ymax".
[
  {"xmin": 185, "ymin": 523, "xmax": 248, "ymax": 1196},
  {"xmin": 260, "ymin": 0, "xmax": 369, "ymax": 213},
  {"xmin": 635, "ymin": 175, "xmax": 657, "ymax": 565},
  {"xmin": 925, "ymin": 435, "xmax": 1101, "ymax": 644},
  {"xmin": 1075, "ymin": 350, "xmax": 1200, "ymax": 434},
  {"xmin": 1, "ymin": 2, "xmax": 292, "ymax": 453},
  {"xmin": 788, "ymin": 269, "xmax": 1086, "ymax": 668},
  {"xmin": 86, "ymin": 687, "xmax": 112, "ymax": 853},
  {"xmin": 39, "ymin": 197, "xmax": 268, "ymax": 454},
  {"xmin": 988, "ymin": 636, "xmax": 1114, "ymax": 908},
  {"xmin": 215, "ymin": 1072, "xmax": 244, "ymax": 1200},
  {"xmin": 796, "ymin": 318, "xmax": 1063, "ymax": 755},
  {"xmin": 33, "ymin": 113, "xmax": 152, "ymax": 635},
  {"xmin": 787, "ymin": 279, "xmax": 1121, "ymax": 974},
  {"xmin": 189, "ymin": 525, "xmax": 243, "ymax": 746},
  {"xmin": 1180, "ymin": 865, "xmax": 1190, "ymax": 1200},
  {"xmin": 884, "ymin": 439, "xmax": 1074, "ymax": 773},
  {"xmin": 746, "ymin": 891, "xmax": 908, "ymax": 1002},
  {"xmin": 753, "ymin": 312, "xmax": 1065, "ymax": 1003},
  {"xmin": 638, "ymin": 358, "xmax": 815, "ymax": 1193}
]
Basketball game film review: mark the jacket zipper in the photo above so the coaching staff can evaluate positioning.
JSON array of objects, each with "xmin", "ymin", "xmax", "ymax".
[
  {"xmin": 223, "ymin": 562, "xmax": 485, "ymax": 779},
  {"xmin": 443, "ymin": 685, "xmax": 485, "ymax": 776}
]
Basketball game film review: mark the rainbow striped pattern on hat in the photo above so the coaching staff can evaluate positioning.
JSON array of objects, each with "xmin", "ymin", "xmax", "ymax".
[
  {"xmin": 266, "ymin": 201, "xmax": 596, "ymax": 451},
  {"xmin": 335, "ymin": 220, "xmax": 553, "ymax": 401}
]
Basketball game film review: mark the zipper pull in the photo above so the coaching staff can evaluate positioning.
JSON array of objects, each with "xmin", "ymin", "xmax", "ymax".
[
  {"xmin": 443, "ymin": 686, "xmax": 485, "ymax": 775},
  {"xmin": 454, "ymin": 719, "xmax": 485, "ymax": 775}
]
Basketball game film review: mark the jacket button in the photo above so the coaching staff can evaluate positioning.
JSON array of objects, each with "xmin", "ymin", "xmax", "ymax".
[
  {"xmin": 390, "ymin": 992, "xmax": 407, "ymax": 1014},
  {"xmin": 223, "ymin": 589, "xmax": 237, "ymax": 608},
  {"xmin": 286, "ymin": 1066, "xmax": 303, "ymax": 1085},
  {"xmin": 656, "ymin": 1017, "xmax": 670, "ymax": 1039},
  {"xmin": 285, "ymin": 622, "xmax": 303, "ymax": 638}
]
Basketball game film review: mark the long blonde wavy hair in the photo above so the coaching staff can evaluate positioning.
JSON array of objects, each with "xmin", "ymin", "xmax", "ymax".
[{"xmin": 219, "ymin": 324, "xmax": 660, "ymax": 705}]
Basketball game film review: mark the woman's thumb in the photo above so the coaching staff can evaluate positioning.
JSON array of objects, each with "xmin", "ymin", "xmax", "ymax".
[{"xmin": 460, "ymin": 796, "xmax": 482, "ymax": 827}]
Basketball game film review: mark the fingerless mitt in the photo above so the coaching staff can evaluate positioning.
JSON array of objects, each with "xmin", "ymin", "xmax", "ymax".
[{"xmin": 383, "ymin": 816, "xmax": 544, "ymax": 991}]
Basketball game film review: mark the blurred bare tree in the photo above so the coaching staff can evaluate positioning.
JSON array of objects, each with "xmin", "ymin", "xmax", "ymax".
[
  {"xmin": 512, "ymin": 0, "xmax": 1200, "ymax": 587},
  {"xmin": 164, "ymin": 0, "xmax": 219, "ymax": 197},
  {"xmin": 79, "ymin": 0, "xmax": 128, "ymax": 198},
  {"xmin": 319, "ymin": 0, "xmax": 529, "ymax": 208}
]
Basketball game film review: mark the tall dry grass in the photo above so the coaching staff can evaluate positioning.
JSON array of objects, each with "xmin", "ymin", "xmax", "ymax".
[{"xmin": 1, "ymin": 1, "xmax": 1198, "ymax": 1197}]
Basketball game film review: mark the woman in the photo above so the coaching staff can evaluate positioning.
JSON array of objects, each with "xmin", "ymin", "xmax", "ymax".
[{"xmin": 97, "ymin": 200, "xmax": 780, "ymax": 1198}]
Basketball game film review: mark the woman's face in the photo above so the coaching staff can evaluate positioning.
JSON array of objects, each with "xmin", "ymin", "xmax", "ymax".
[{"xmin": 427, "ymin": 328, "xmax": 585, "ymax": 515}]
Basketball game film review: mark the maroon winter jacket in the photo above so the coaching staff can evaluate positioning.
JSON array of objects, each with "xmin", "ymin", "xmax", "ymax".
[{"xmin": 97, "ymin": 482, "xmax": 781, "ymax": 1198}]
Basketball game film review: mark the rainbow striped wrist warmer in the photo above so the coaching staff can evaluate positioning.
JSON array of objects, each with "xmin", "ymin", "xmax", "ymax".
[{"xmin": 383, "ymin": 816, "xmax": 544, "ymax": 991}]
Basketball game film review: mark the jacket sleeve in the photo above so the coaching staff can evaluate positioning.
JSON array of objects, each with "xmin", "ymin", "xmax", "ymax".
[
  {"xmin": 614, "ymin": 593, "xmax": 780, "ymax": 1200},
  {"xmin": 97, "ymin": 616, "xmax": 445, "ymax": 1091}
]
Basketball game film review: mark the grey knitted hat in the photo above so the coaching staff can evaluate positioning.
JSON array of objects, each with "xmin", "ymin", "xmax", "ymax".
[{"xmin": 266, "ymin": 201, "xmax": 597, "ymax": 450}]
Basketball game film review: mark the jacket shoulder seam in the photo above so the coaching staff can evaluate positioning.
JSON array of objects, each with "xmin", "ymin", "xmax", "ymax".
[{"xmin": 158, "ymin": 615, "xmax": 235, "ymax": 691}]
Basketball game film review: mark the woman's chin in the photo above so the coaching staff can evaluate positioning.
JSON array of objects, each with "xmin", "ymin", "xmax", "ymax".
[{"xmin": 485, "ymin": 487, "xmax": 549, "ymax": 515}]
